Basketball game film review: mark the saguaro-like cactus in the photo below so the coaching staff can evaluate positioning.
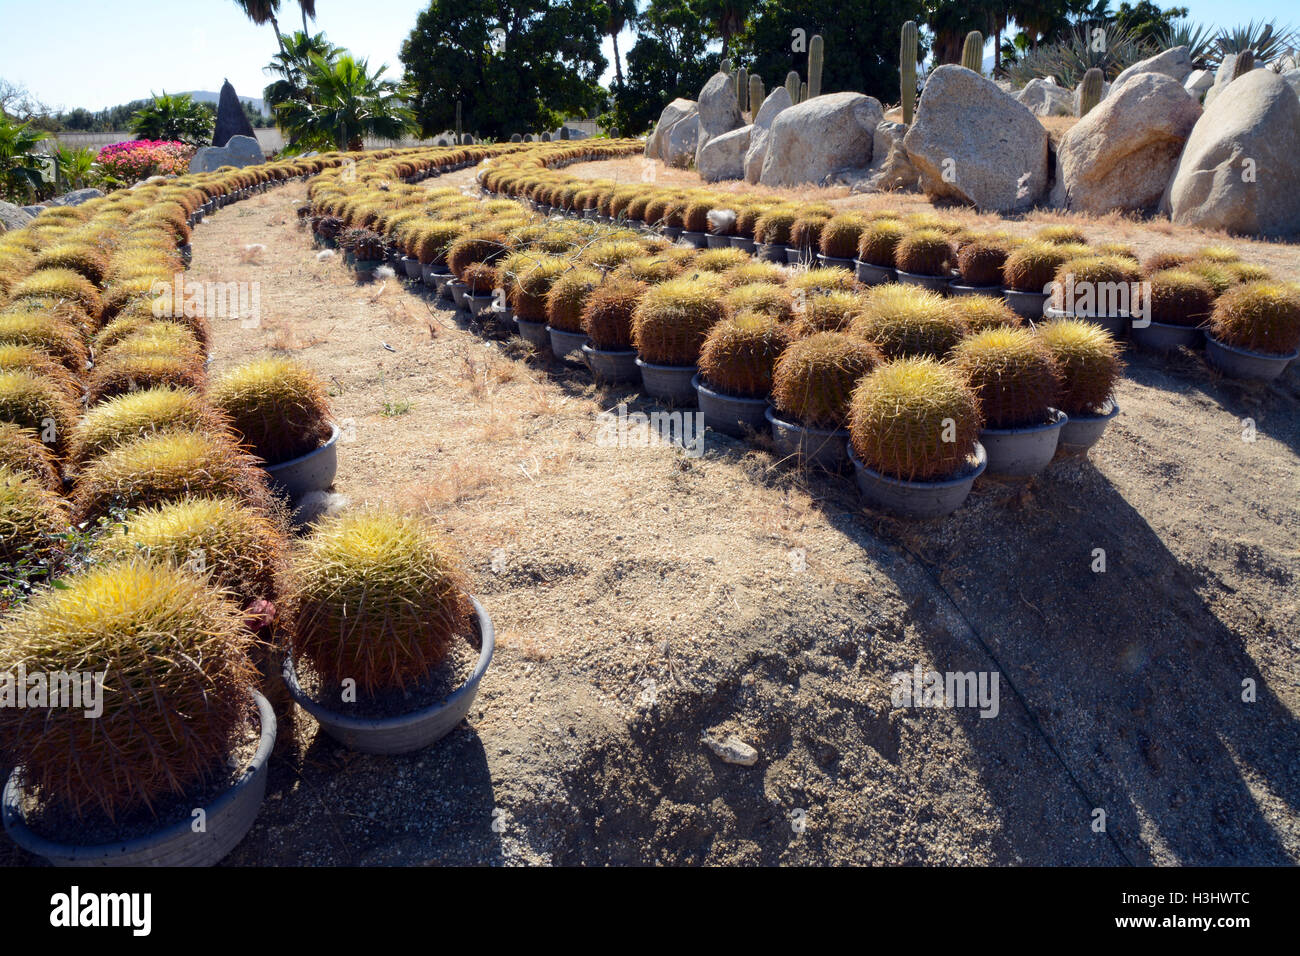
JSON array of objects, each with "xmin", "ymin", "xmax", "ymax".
[
  {"xmin": 749, "ymin": 74, "xmax": 765, "ymax": 115},
  {"xmin": 785, "ymin": 70, "xmax": 801, "ymax": 103},
  {"xmin": 962, "ymin": 31, "xmax": 983, "ymax": 74},
  {"xmin": 1078, "ymin": 67, "xmax": 1104, "ymax": 117},
  {"xmin": 1232, "ymin": 50, "xmax": 1255, "ymax": 79},
  {"xmin": 800, "ymin": 81, "xmax": 808, "ymax": 103},
  {"xmin": 808, "ymin": 34, "xmax": 824, "ymax": 98},
  {"xmin": 736, "ymin": 66, "xmax": 748, "ymax": 113},
  {"xmin": 901, "ymin": 21, "xmax": 918, "ymax": 125}
]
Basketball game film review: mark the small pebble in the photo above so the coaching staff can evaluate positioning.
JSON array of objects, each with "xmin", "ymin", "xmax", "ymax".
[{"xmin": 704, "ymin": 734, "xmax": 759, "ymax": 766}]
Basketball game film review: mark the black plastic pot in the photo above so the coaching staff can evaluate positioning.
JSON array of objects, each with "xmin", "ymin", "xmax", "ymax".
[
  {"xmin": 980, "ymin": 410, "xmax": 1068, "ymax": 477},
  {"xmin": 693, "ymin": 374, "xmax": 768, "ymax": 437},
  {"xmin": 1130, "ymin": 320, "xmax": 1203, "ymax": 351},
  {"xmin": 516, "ymin": 318, "xmax": 552, "ymax": 351},
  {"xmin": 896, "ymin": 270, "xmax": 952, "ymax": 293},
  {"xmin": 949, "ymin": 280, "xmax": 1003, "ymax": 298},
  {"xmin": 848, "ymin": 442, "xmax": 987, "ymax": 520},
  {"xmin": 547, "ymin": 326, "xmax": 589, "ymax": 362},
  {"xmin": 1058, "ymin": 400, "xmax": 1119, "ymax": 454},
  {"xmin": 853, "ymin": 260, "xmax": 895, "ymax": 286},
  {"xmin": 766, "ymin": 406, "xmax": 849, "ymax": 471},
  {"xmin": 582, "ymin": 344, "xmax": 640, "ymax": 383},
  {"xmin": 636, "ymin": 358, "xmax": 698, "ymax": 404},
  {"xmin": 1205, "ymin": 335, "xmax": 1299, "ymax": 381},
  {"xmin": 1043, "ymin": 306, "xmax": 1126, "ymax": 338},
  {"xmin": 1003, "ymin": 288, "xmax": 1050, "ymax": 320}
]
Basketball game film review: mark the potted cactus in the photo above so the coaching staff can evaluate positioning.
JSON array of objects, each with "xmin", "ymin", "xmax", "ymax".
[
  {"xmin": 854, "ymin": 219, "xmax": 904, "ymax": 286},
  {"xmin": 788, "ymin": 213, "xmax": 830, "ymax": 265},
  {"xmin": 818, "ymin": 214, "xmax": 868, "ymax": 271},
  {"xmin": 580, "ymin": 278, "xmax": 646, "ymax": 384},
  {"xmin": 447, "ymin": 232, "xmax": 508, "ymax": 309},
  {"xmin": 1044, "ymin": 255, "xmax": 1142, "ymax": 337},
  {"xmin": 347, "ymin": 228, "xmax": 387, "ymax": 282},
  {"xmin": 415, "ymin": 222, "xmax": 468, "ymax": 289},
  {"xmin": 508, "ymin": 254, "xmax": 569, "ymax": 352},
  {"xmin": 1002, "ymin": 241, "xmax": 1073, "ymax": 320},
  {"xmin": 631, "ymin": 277, "xmax": 726, "ymax": 404},
  {"xmin": 1040, "ymin": 318, "xmax": 1123, "ymax": 454},
  {"xmin": 1205, "ymin": 281, "xmax": 1300, "ymax": 381},
  {"xmin": 768, "ymin": 332, "xmax": 881, "ymax": 471},
  {"xmin": 852, "ymin": 285, "xmax": 966, "ymax": 359},
  {"xmin": 545, "ymin": 266, "xmax": 600, "ymax": 361},
  {"xmin": 680, "ymin": 200, "xmax": 713, "ymax": 249},
  {"xmin": 208, "ymin": 357, "xmax": 338, "ymax": 500},
  {"xmin": 951, "ymin": 328, "xmax": 1067, "ymax": 476},
  {"xmin": 951, "ymin": 239, "xmax": 1009, "ymax": 296},
  {"xmin": 847, "ymin": 357, "xmax": 986, "ymax": 518},
  {"xmin": 695, "ymin": 312, "xmax": 793, "ymax": 436},
  {"xmin": 754, "ymin": 210, "xmax": 797, "ymax": 263},
  {"xmin": 282, "ymin": 507, "xmax": 493, "ymax": 755},
  {"xmin": 894, "ymin": 229, "xmax": 955, "ymax": 292},
  {"xmin": 1130, "ymin": 269, "xmax": 1214, "ymax": 351},
  {"xmin": 0, "ymin": 559, "xmax": 272, "ymax": 866}
]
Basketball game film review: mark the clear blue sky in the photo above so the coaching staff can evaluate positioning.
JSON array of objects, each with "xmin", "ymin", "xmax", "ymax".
[{"xmin": 1, "ymin": 0, "xmax": 1295, "ymax": 113}]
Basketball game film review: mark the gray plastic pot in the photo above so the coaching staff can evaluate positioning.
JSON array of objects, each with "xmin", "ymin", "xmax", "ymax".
[
  {"xmin": 848, "ymin": 441, "xmax": 987, "ymax": 520},
  {"xmin": 949, "ymin": 280, "xmax": 1003, "ymax": 298},
  {"xmin": 2, "ymin": 689, "xmax": 274, "ymax": 867},
  {"xmin": 420, "ymin": 262, "xmax": 439, "ymax": 288},
  {"xmin": 467, "ymin": 294, "xmax": 496, "ymax": 318},
  {"xmin": 662, "ymin": 226, "xmax": 682, "ymax": 241},
  {"xmin": 755, "ymin": 243, "xmax": 786, "ymax": 263},
  {"xmin": 817, "ymin": 254, "xmax": 856, "ymax": 271},
  {"xmin": 402, "ymin": 256, "xmax": 422, "ymax": 280},
  {"xmin": 1058, "ymin": 400, "xmax": 1119, "ymax": 455},
  {"xmin": 693, "ymin": 374, "xmax": 768, "ymax": 437},
  {"xmin": 449, "ymin": 280, "xmax": 470, "ymax": 309},
  {"xmin": 1129, "ymin": 320, "xmax": 1203, "ymax": 351},
  {"xmin": 636, "ymin": 358, "xmax": 698, "ymax": 405},
  {"xmin": 853, "ymin": 260, "xmax": 895, "ymax": 286},
  {"xmin": 435, "ymin": 272, "xmax": 456, "ymax": 299},
  {"xmin": 547, "ymin": 326, "xmax": 589, "ymax": 361},
  {"xmin": 582, "ymin": 345, "xmax": 639, "ymax": 384},
  {"xmin": 785, "ymin": 247, "xmax": 811, "ymax": 265},
  {"xmin": 1003, "ymin": 288, "xmax": 1050, "ymax": 320},
  {"xmin": 516, "ymin": 318, "xmax": 552, "ymax": 350},
  {"xmin": 1205, "ymin": 335, "xmax": 1298, "ymax": 381},
  {"xmin": 705, "ymin": 234, "xmax": 732, "ymax": 249},
  {"xmin": 1044, "ymin": 306, "xmax": 1126, "ymax": 338},
  {"xmin": 896, "ymin": 270, "xmax": 952, "ymax": 293},
  {"xmin": 766, "ymin": 406, "xmax": 850, "ymax": 472},
  {"xmin": 264, "ymin": 422, "xmax": 340, "ymax": 499},
  {"xmin": 680, "ymin": 230, "xmax": 709, "ymax": 249},
  {"xmin": 980, "ymin": 409, "xmax": 1068, "ymax": 477},
  {"xmin": 730, "ymin": 236, "xmax": 757, "ymax": 253},
  {"xmin": 283, "ymin": 596, "xmax": 494, "ymax": 755}
]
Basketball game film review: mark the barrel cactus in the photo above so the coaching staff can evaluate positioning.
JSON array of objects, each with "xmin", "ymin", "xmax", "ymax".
[
  {"xmin": 771, "ymin": 332, "xmax": 883, "ymax": 429},
  {"xmin": 951, "ymin": 328, "xmax": 1062, "ymax": 428},
  {"xmin": 1038, "ymin": 318, "xmax": 1122, "ymax": 416},
  {"xmin": 209, "ymin": 357, "xmax": 334, "ymax": 466},
  {"xmin": 895, "ymin": 229, "xmax": 954, "ymax": 277},
  {"xmin": 853, "ymin": 285, "xmax": 966, "ymax": 359},
  {"xmin": 1209, "ymin": 281, "xmax": 1300, "ymax": 355},
  {"xmin": 582, "ymin": 278, "xmax": 646, "ymax": 350},
  {"xmin": 698, "ymin": 312, "xmax": 793, "ymax": 398},
  {"xmin": 631, "ymin": 278, "xmax": 727, "ymax": 366}
]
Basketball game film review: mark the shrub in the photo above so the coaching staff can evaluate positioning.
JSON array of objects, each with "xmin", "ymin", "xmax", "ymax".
[
  {"xmin": 0, "ymin": 465, "xmax": 68, "ymax": 566},
  {"xmin": 895, "ymin": 229, "xmax": 953, "ymax": 276},
  {"xmin": 1039, "ymin": 318, "xmax": 1122, "ymax": 416},
  {"xmin": 546, "ymin": 267, "xmax": 603, "ymax": 332},
  {"xmin": 698, "ymin": 313, "xmax": 793, "ymax": 398},
  {"xmin": 0, "ymin": 559, "xmax": 255, "ymax": 820},
  {"xmin": 848, "ymin": 358, "xmax": 983, "ymax": 481},
  {"xmin": 1003, "ymin": 242, "xmax": 1073, "ymax": 293},
  {"xmin": 1148, "ymin": 270, "xmax": 1214, "ymax": 327},
  {"xmin": 957, "ymin": 240, "xmax": 1009, "ymax": 287},
  {"xmin": 1209, "ymin": 282, "xmax": 1300, "ymax": 355},
  {"xmin": 857, "ymin": 220, "xmax": 907, "ymax": 267},
  {"xmin": 631, "ymin": 278, "xmax": 727, "ymax": 366},
  {"xmin": 772, "ymin": 332, "xmax": 883, "ymax": 429},
  {"xmin": 951, "ymin": 328, "xmax": 1062, "ymax": 428},
  {"xmin": 94, "ymin": 496, "xmax": 286, "ymax": 603},
  {"xmin": 208, "ymin": 358, "xmax": 334, "ymax": 466},
  {"xmin": 72, "ymin": 430, "xmax": 271, "ymax": 521},
  {"xmin": 582, "ymin": 279, "xmax": 646, "ymax": 350},
  {"xmin": 288, "ymin": 507, "xmax": 473, "ymax": 694},
  {"xmin": 853, "ymin": 285, "xmax": 966, "ymax": 359}
]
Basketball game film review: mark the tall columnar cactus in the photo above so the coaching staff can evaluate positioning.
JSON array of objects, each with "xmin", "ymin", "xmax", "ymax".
[
  {"xmin": 1232, "ymin": 50, "xmax": 1255, "ymax": 79},
  {"xmin": 800, "ymin": 81, "xmax": 808, "ymax": 103},
  {"xmin": 736, "ymin": 66, "xmax": 748, "ymax": 113},
  {"xmin": 749, "ymin": 74, "xmax": 764, "ymax": 115},
  {"xmin": 455, "ymin": 101, "xmax": 463, "ymax": 144},
  {"xmin": 785, "ymin": 70, "xmax": 801, "ymax": 104},
  {"xmin": 1078, "ymin": 67, "xmax": 1104, "ymax": 117},
  {"xmin": 808, "ymin": 34, "xmax": 824, "ymax": 98},
  {"xmin": 962, "ymin": 31, "xmax": 983, "ymax": 73},
  {"xmin": 721, "ymin": 57, "xmax": 732, "ymax": 76},
  {"xmin": 901, "ymin": 21, "xmax": 918, "ymax": 124}
]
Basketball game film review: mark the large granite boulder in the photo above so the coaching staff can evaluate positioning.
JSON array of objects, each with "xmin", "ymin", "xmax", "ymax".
[
  {"xmin": 1203, "ymin": 54, "xmax": 1263, "ymax": 108},
  {"xmin": 759, "ymin": 91, "xmax": 883, "ymax": 187},
  {"xmin": 1163, "ymin": 70, "xmax": 1300, "ymax": 236},
  {"xmin": 0, "ymin": 201, "xmax": 36, "ymax": 231},
  {"xmin": 1282, "ymin": 69, "xmax": 1300, "ymax": 99},
  {"xmin": 213, "ymin": 79, "xmax": 256, "ymax": 148},
  {"xmin": 47, "ymin": 188, "xmax": 105, "ymax": 207},
  {"xmin": 1052, "ymin": 72, "xmax": 1201, "ymax": 214},
  {"xmin": 855, "ymin": 121, "xmax": 919, "ymax": 192},
  {"xmin": 695, "ymin": 72, "xmax": 743, "ymax": 167},
  {"xmin": 743, "ymin": 86, "xmax": 792, "ymax": 184},
  {"xmin": 1112, "ymin": 46, "xmax": 1193, "ymax": 89},
  {"xmin": 646, "ymin": 98, "xmax": 696, "ymax": 162},
  {"xmin": 698, "ymin": 125, "xmax": 751, "ymax": 182},
  {"xmin": 1015, "ymin": 78, "xmax": 1074, "ymax": 117},
  {"xmin": 1185, "ymin": 69, "xmax": 1214, "ymax": 95},
  {"xmin": 903, "ymin": 65, "xmax": 1049, "ymax": 212},
  {"xmin": 189, "ymin": 134, "xmax": 265, "ymax": 173},
  {"xmin": 664, "ymin": 111, "xmax": 700, "ymax": 168}
]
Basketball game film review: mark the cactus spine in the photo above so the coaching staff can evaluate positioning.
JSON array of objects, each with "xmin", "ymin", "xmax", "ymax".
[
  {"xmin": 1078, "ymin": 67, "xmax": 1104, "ymax": 117},
  {"xmin": 962, "ymin": 31, "xmax": 983, "ymax": 73},
  {"xmin": 785, "ymin": 70, "xmax": 801, "ymax": 103},
  {"xmin": 901, "ymin": 21, "xmax": 918, "ymax": 124},
  {"xmin": 1232, "ymin": 50, "xmax": 1255, "ymax": 79},
  {"xmin": 736, "ymin": 66, "xmax": 748, "ymax": 113},
  {"xmin": 808, "ymin": 34, "xmax": 824, "ymax": 98},
  {"xmin": 455, "ymin": 100, "xmax": 462, "ymax": 144},
  {"xmin": 749, "ymin": 74, "xmax": 764, "ymax": 115}
]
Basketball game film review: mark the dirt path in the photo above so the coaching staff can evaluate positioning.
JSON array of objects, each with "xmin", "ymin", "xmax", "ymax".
[{"xmin": 6, "ymin": 171, "xmax": 1293, "ymax": 866}]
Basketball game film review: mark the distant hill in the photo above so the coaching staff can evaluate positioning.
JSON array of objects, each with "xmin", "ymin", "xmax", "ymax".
[{"xmin": 183, "ymin": 90, "xmax": 267, "ymax": 115}]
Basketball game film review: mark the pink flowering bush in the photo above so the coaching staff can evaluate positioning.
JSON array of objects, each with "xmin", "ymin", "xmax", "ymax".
[{"xmin": 96, "ymin": 140, "xmax": 197, "ymax": 182}]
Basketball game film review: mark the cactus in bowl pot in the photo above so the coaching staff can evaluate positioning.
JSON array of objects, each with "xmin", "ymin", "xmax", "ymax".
[
  {"xmin": 631, "ymin": 277, "xmax": 727, "ymax": 367},
  {"xmin": 771, "ymin": 332, "xmax": 882, "ymax": 429},
  {"xmin": 698, "ymin": 312, "xmax": 794, "ymax": 398},
  {"xmin": 951, "ymin": 328, "xmax": 1062, "ymax": 428},
  {"xmin": 209, "ymin": 357, "xmax": 334, "ymax": 467}
]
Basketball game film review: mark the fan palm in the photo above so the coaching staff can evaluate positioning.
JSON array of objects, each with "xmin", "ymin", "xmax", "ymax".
[
  {"xmin": 129, "ymin": 92, "xmax": 214, "ymax": 145},
  {"xmin": 231, "ymin": 0, "xmax": 288, "ymax": 57},
  {"xmin": 0, "ymin": 116, "xmax": 48, "ymax": 202},
  {"xmin": 601, "ymin": 0, "xmax": 639, "ymax": 90},
  {"xmin": 263, "ymin": 30, "xmax": 342, "ymax": 129},
  {"xmin": 275, "ymin": 54, "xmax": 415, "ymax": 151}
]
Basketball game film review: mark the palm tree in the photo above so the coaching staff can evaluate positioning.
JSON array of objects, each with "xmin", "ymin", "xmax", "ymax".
[
  {"xmin": 263, "ymin": 30, "xmax": 342, "ymax": 129},
  {"xmin": 602, "ymin": 0, "xmax": 639, "ymax": 89},
  {"xmin": 276, "ymin": 54, "xmax": 415, "ymax": 151},
  {"xmin": 698, "ymin": 0, "xmax": 752, "ymax": 58},
  {"xmin": 297, "ymin": 0, "xmax": 316, "ymax": 34},
  {"xmin": 232, "ymin": 0, "xmax": 288, "ymax": 57},
  {"xmin": 0, "ymin": 116, "xmax": 48, "ymax": 203},
  {"xmin": 129, "ymin": 92, "xmax": 214, "ymax": 145}
]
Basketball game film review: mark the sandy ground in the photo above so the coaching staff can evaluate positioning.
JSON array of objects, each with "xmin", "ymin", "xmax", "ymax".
[{"xmin": 3, "ymin": 170, "xmax": 1297, "ymax": 866}]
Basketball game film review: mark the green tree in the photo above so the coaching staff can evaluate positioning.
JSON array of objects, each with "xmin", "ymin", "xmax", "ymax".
[
  {"xmin": 264, "ymin": 30, "xmax": 343, "ymax": 130},
  {"xmin": 129, "ymin": 93, "xmax": 214, "ymax": 144},
  {"xmin": 0, "ymin": 116, "xmax": 48, "ymax": 202},
  {"xmin": 400, "ymin": 0, "xmax": 608, "ymax": 140},
  {"xmin": 1114, "ymin": 2, "xmax": 1188, "ymax": 44},
  {"xmin": 734, "ymin": 0, "xmax": 926, "ymax": 106},
  {"xmin": 609, "ymin": 0, "xmax": 714, "ymax": 135},
  {"xmin": 697, "ymin": 0, "xmax": 754, "ymax": 57},
  {"xmin": 275, "ymin": 53, "xmax": 415, "ymax": 150}
]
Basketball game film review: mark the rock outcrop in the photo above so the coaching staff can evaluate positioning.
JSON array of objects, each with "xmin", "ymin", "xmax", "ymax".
[{"xmin": 759, "ymin": 91, "xmax": 882, "ymax": 187}]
